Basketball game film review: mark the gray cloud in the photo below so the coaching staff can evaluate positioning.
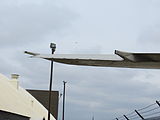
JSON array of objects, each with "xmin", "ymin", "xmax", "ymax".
[
  {"xmin": 139, "ymin": 25, "xmax": 160, "ymax": 45},
  {"xmin": 0, "ymin": 0, "xmax": 76, "ymax": 48},
  {"xmin": 1, "ymin": 0, "xmax": 160, "ymax": 120},
  {"xmin": 54, "ymin": 65, "xmax": 160, "ymax": 120}
]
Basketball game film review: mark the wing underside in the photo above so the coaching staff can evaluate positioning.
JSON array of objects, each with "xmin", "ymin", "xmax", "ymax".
[{"xmin": 24, "ymin": 50, "xmax": 160, "ymax": 69}]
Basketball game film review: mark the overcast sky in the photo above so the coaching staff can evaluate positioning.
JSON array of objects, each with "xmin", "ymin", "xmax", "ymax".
[{"xmin": 1, "ymin": 0, "xmax": 160, "ymax": 120}]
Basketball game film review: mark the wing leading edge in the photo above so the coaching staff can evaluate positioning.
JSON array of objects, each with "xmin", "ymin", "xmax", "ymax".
[{"xmin": 24, "ymin": 50, "xmax": 160, "ymax": 69}]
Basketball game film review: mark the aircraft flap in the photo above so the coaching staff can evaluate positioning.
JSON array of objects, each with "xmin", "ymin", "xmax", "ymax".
[{"xmin": 115, "ymin": 50, "xmax": 160, "ymax": 62}]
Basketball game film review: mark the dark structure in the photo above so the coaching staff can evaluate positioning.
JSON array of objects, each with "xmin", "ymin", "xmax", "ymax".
[
  {"xmin": 27, "ymin": 90, "xmax": 59, "ymax": 120},
  {"xmin": 0, "ymin": 110, "xmax": 29, "ymax": 120}
]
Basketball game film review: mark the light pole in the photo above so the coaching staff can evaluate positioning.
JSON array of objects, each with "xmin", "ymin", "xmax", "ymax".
[
  {"xmin": 62, "ymin": 81, "xmax": 67, "ymax": 120},
  {"xmin": 48, "ymin": 43, "xmax": 56, "ymax": 120}
]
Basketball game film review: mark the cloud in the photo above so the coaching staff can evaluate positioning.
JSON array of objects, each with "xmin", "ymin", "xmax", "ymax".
[
  {"xmin": 54, "ymin": 65, "xmax": 160, "ymax": 120},
  {"xmin": 139, "ymin": 25, "xmax": 160, "ymax": 44},
  {"xmin": 1, "ymin": 0, "xmax": 160, "ymax": 120},
  {"xmin": 0, "ymin": 0, "xmax": 76, "ymax": 48}
]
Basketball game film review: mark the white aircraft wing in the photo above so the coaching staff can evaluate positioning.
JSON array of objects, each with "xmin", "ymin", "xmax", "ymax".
[{"xmin": 24, "ymin": 50, "xmax": 160, "ymax": 69}]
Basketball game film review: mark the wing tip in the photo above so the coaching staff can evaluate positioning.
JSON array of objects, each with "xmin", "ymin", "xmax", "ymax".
[{"xmin": 24, "ymin": 51, "xmax": 40, "ymax": 56}]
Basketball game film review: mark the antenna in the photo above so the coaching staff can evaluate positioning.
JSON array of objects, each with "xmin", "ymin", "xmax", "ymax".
[{"xmin": 92, "ymin": 115, "xmax": 95, "ymax": 120}]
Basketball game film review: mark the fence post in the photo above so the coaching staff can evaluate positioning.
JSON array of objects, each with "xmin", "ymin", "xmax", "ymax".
[
  {"xmin": 156, "ymin": 101, "xmax": 160, "ymax": 107},
  {"xmin": 123, "ymin": 115, "xmax": 129, "ymax": 120},
  {"xmin": 135, "ymin": 110, "xmax": 144, "ymax": 120}
]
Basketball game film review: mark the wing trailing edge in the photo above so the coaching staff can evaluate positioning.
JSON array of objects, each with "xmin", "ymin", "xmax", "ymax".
[{"xmin": 24, "ymin": 50, "xmax": 160, "ymax": 69}]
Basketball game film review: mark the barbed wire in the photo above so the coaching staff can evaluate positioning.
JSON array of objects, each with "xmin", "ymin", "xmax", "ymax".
[
  {"xmin": 129, "ymin": 116, "xmax": 140, "ymax": 120},
  {"xmin": 137, "ymin": 103, "xmax": 156, "ymax": 111},
  {"xmin": 140, "ymin": 107, "xmax": 159, "ymax": 114},
  {"xmin": 144, "ymin": 111, "xmax": 160, "ymax": 118},
  {"xmin": 128, "ymin": 113, "xmax": 138, "ymax": 119},
  {"xmin": 113, "ymin": 100, "xmax": 160, "ymax": 120},
  {"xmin": 125, "ymin": 111, "xmax": 136, "ymax": 116}
]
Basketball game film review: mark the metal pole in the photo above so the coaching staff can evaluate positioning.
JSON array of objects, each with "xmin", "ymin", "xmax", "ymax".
[
  {"xmin": 156, "ymin": 100, "xmax": 160, "ymax": 107},
  {"xmin": 48, "ymin": 43, "xmax": 56, "ymax": 120},
  {"xmin": 57, "ymin": 93, "xmax": 62, "ymax": 120},
  {"xmin": 135, "ymin": 110, "xmax": 144, "ymax": 120},
  {"xmin": 123, "ymin": 115, "xmax": 129, "ymax": 120},
  {"xmin": 62, "ymin": 81, "xmax": 67, "ymax": 120}
]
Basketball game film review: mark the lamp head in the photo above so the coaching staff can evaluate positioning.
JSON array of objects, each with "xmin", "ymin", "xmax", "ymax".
[{"xmin": 50, "ymin": 43, "xmax": 56, "ymax": 49}]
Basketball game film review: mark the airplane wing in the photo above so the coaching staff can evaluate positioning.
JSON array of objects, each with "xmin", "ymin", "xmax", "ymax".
[
  {"xmin": 24, "ymin": 51, "xmax": 40, "ymax": 56},
  {"xmin": 24, "ymin": 50, "xmax": 160, "ymax": 69}
]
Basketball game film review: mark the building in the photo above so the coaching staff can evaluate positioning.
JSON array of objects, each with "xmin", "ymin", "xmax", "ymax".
[{"xmin": 0, "ymin": 73, "xmax": 58, "ymax": 120}]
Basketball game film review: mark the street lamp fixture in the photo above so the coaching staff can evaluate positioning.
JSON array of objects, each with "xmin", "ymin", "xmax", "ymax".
[
  {"xmin": 48, "ymin": 43, "xmax": 56, "ymax": 120},
  {"xmin": 50, "ymin": 43, "xmax": 56, "ymax": 53}
]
